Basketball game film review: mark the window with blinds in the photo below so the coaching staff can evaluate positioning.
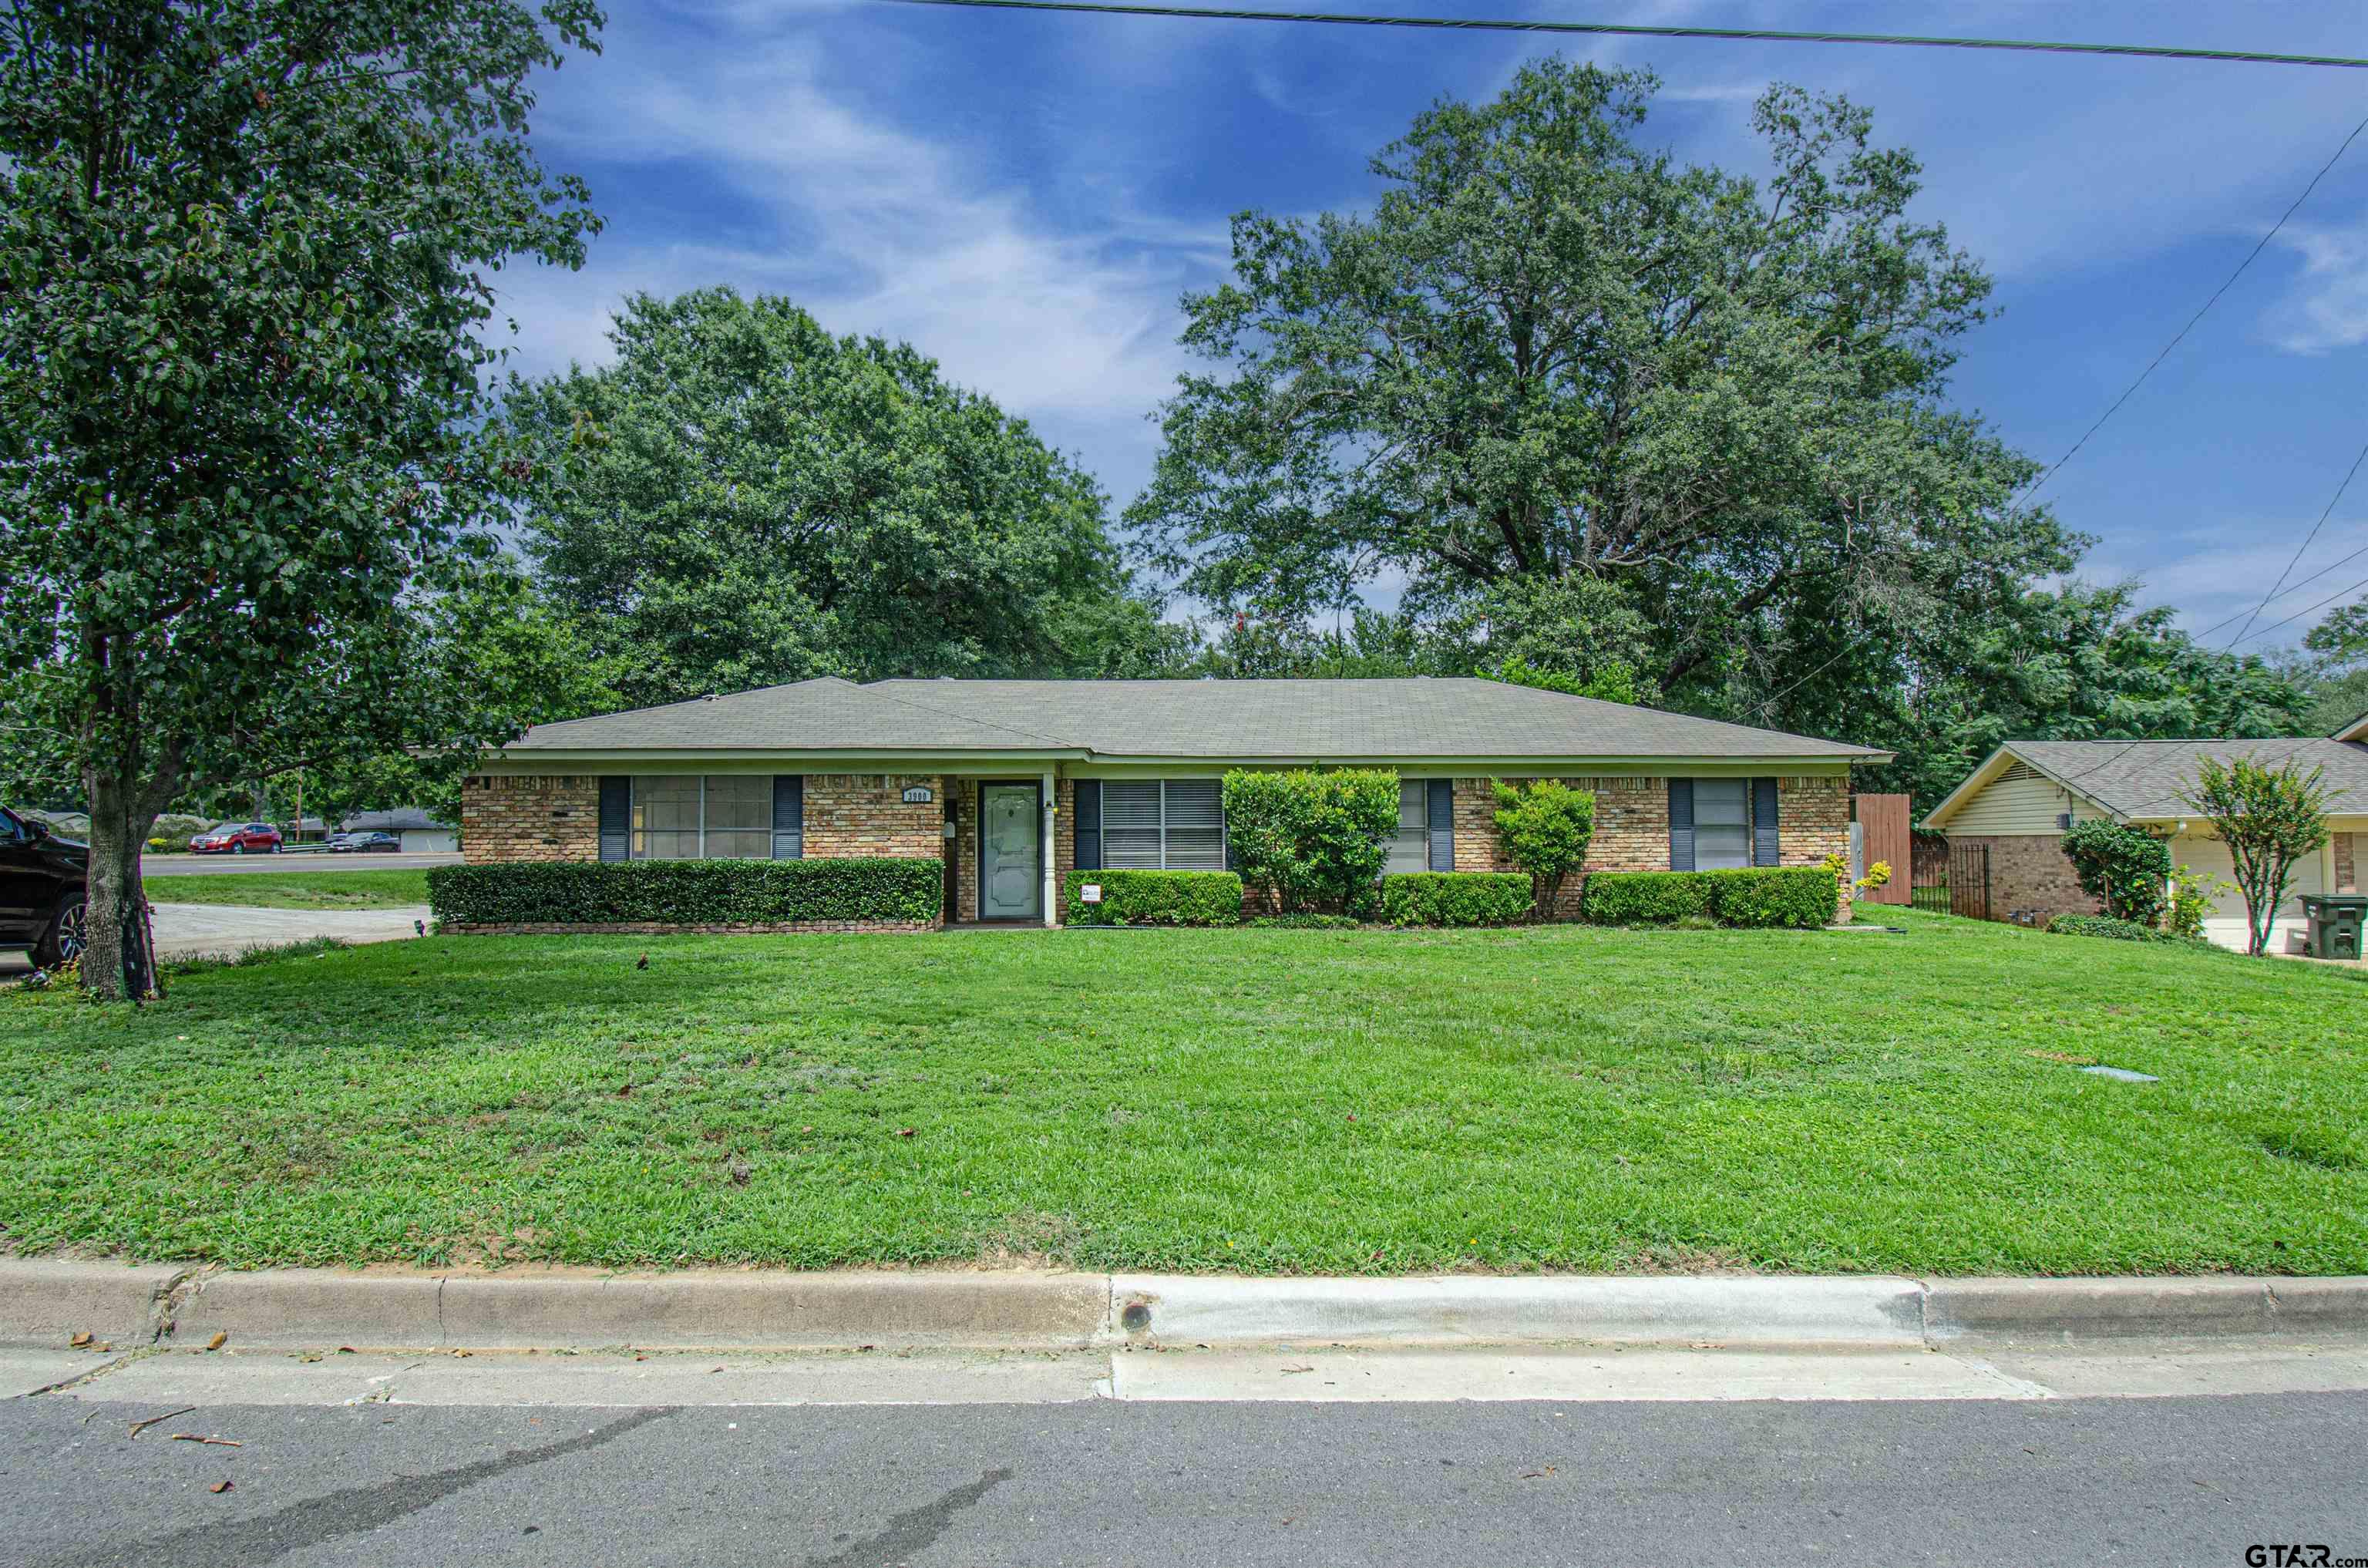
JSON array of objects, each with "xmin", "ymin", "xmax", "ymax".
[
  {"xmin": 1693, "ymin": 778, "xmax": 1751, "ymax": 870},
  {"xmin": 1384, "ymin": 779, "xmax": 1429, "ymax": 874},
  {"xmin": 1098, "ymin": 779, "xmax": 1226, "ymax": 870},
  {"xmin": 631, "ymin": 776, "xmax": 778, "ymax": 860}
]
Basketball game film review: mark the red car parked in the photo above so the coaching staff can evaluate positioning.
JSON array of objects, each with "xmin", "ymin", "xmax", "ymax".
[{"xmin": 188, "ymin": 821, "xmax": 283, "ymax": 855}]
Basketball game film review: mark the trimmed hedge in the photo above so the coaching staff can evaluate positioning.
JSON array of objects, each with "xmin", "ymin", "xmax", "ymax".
[
  {"xmin": 1067, "ymin": 869, "xmax": 1243, "ymax": 927},
  {"xmin": 2047, "ymin": 914, "xmax": 2162, "ymax": 943},
  {"xmin": 1375, "ymin": 872, "xmax": 1533, "ymax": 928},
  {"xmin": 1579, "ymin": 867, "xmax": 1838, "ymax": 929},
  {"xmin": 1246, "ymin": 913, "xmax": 1361, "ymax": 930},
  {"xmin": 427, "ymin": 858, "xmax": 944, "ymax": 927}
]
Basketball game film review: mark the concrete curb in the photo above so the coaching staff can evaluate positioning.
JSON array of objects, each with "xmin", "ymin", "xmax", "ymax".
[
  {"xmin": 0, "ymin": 1263, "xmax": 2362, "ymax": 1353},
  {"xmin": 1108, "ymin": 1274, "xmax": 1929, "ymax": 1348}
]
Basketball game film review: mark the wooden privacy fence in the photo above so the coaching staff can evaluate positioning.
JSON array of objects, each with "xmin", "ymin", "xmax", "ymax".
[{"xmin": 1853, "ymin": 793, "xmax": 1912, "ymax": 905}]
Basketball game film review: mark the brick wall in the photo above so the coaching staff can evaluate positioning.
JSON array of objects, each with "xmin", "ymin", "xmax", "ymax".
[
  {"xmin": 461, "ymin": 774, "xmax": 599, "ymax": 863},
  {"xmin": 802, "ymin": 774, "xmax": 947, "ymax": 860},
  {"xmin": 2336, "ymin": 832, "xmax": 2356, "ymax": 895},
  {"xmin": 1450, "ymin": 773, "xmax": 1852, "ymax": 920},
  {"xmin": 1947, "ymin": 833, "xmax": 2099, "ymax": 925}
]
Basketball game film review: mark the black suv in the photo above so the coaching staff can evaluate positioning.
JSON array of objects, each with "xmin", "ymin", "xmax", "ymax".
[{"xmin": 0, "ymin": 807, "xmax": 89, "ymax": 967}]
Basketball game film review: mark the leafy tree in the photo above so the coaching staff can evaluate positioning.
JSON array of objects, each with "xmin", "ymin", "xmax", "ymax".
[
  {"xmin": 1129, "ymin": 59, "xmax": 2070, "ymax": 726},
  {"xmin": 2178, "ymin": 755, "xmax": 2335, "ymax": 957},
  {"xmin": 2295, "ymin": 599, "xmax": 2368, "ymax": 735},
  {"xmin": 506, "ymin": 288, "xmax": 1148, "ymax": 705},
  {"xmin": 1490, "ymin": 779, "xmax": 1597, "ymax": 917},
  {"xmin": 2057, "ymin": 819, "xmax": 2171, "ymax": 927},
  {"xmin": 1858, "ymin": 583, "xmax": 2309, "ymax": 809},
  {"xmin": 1219, "ymin": 768, "xmax": 1399, "ymax": 914},
  {"xmin": 0, "ymin": 0, "xmax": 601, "ymax": 998}
]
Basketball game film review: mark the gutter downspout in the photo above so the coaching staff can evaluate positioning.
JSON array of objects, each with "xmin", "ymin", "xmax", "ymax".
[{"xmin": 1042, "ymin": 769, "xmax": 1058, "ymax": 929}]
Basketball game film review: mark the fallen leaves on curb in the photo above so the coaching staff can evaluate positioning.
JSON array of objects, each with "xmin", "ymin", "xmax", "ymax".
[
  {"xmin": 1519, "ymin": 1466, "xmax": 1557, "ymax": 1480},
  {"xmin": 209, "ymin": 1481, "xmax": 233, "ymax": 1494},
  {"xmin": 69, "ymin": 1332, "xmax": 89, "ymax": 1348},
  {"xmin": 171, "ymin": 1434, "xmax": 242, "ymax": 1448},
  {"xmin": 205, "ymin": 1332, "xmax": 227, "ymax": 1352}
]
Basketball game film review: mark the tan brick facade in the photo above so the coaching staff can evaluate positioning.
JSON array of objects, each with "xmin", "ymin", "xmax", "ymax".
[
  {"xmin": 461, "ymin": 774, "xmax": 599, "ymax": 863},
  {"xmin": 1945, "ymin": 833, "xmax": 2100, "ymax": 925},
  {"xmin": 802, "ymin": 774, "xmax": 948, "ymax": 860},
  {"xmin": 2336, "ymin": 832, "xmax": 2357, "ymax": 895}
]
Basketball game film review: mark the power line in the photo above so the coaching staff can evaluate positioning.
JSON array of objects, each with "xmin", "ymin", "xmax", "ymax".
[
  {"xmin": 2195, "ymin": 530, "xmax": 2368, "ymax": 642},
  {"xmin": 870, "ymin": 0, "xmax": 2368, "ymax": 69},
  {"xmin": 2228, "ymin": 570, "xmax": 2368, "ymax": 649},
  {"xmin": 2021, "ymin": 108, "xmax": 2368, "ymax": 503},
  {"xmin": 2217, "ymin": 429, "xmax": 2368, "ymax": 645}
]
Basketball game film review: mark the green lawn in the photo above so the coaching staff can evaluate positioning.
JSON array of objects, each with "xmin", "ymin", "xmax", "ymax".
[
  {"xmin": 2, "ymin": 910, "xmax": 2362, "ymax": 1276},
  {"xmin": 141, "ymin": 868, "xmax": 431, "ymax": 910}
]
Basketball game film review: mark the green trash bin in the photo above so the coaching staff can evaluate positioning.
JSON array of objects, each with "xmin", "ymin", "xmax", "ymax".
[{"xmin": 2300, "ymin": 893, "xmax": 2367, "ymax": 960}]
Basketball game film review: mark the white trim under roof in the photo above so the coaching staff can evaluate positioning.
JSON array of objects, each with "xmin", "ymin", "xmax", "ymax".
[{"xmin": 479, "ymin": 750, "xmax": 1873, "ymax": 776}]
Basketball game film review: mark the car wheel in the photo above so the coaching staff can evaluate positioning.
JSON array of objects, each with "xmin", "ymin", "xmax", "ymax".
[
  {"xmin": 271, "ymin": 843, "xmax": 283, "ymax": 853},
  {"xmin": 35, "ymin": 895, "xmax": 86, "ymax": 969},
  {"xmin": 234, "ymin": 842, "xmax": 245, "ymax": 855}
]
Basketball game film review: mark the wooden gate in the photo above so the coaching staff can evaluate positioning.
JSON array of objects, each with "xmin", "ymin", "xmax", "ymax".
[{"xmin": 1853, "ymin": 794, "xmax": 1912, "ymax": 905}]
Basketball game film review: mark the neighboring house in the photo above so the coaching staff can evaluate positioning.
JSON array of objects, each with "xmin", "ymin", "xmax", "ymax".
[
  {"xmin": 462, "ymin": 677, "xmax": 1885, "ymax": 927},
  {"xmin": 338, "ymin": 808, "xmax": 459, "ymax": 853},
  {"xmin": 1919, "ymin": 712, "xmax": 2368, "ymax": 952}
]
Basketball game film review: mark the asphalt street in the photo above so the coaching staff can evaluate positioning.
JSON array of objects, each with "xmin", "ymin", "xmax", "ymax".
[
  {"xmin": 140, "ymin": 851, "xmax": 462, "ymax": 876},
  {"xmin": 5, "ymin": 1390, "xmax": 2363, "ymax": 1567}
]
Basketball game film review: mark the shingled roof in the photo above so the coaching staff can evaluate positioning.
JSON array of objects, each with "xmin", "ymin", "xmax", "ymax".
[
  {"xmin": 1993, "ymin": 737, "xmax": 2368, "ymax": 821},
  {"xmin": 498, "ymin": 677, "xmax": 1886, "ymax": 763}
]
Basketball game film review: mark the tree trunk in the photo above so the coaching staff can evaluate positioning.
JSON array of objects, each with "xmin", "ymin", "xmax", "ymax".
[{"xmin": 81, "ymin": 772, "xmax": 162, "ymax": 1002}]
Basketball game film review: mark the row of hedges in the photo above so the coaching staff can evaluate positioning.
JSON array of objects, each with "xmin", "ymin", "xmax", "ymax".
[
  {"xmin": 1066, "ymin": 870, "xmax": 1243, "ymax": 927},
  {"xmin": 2046, "ymin": 913, "xmax": 2212, "ymax": 951},
  {"xmin": 1374, "ymin": 872, "xmax": 1532, "ymax": 928},
  {"xmin": 1579, "ymin": 867, "xmax": 1838, "ymax": 929},
  {"xmin": 426, "ymin": 859, "xmax": 944, "ymax": 926}
]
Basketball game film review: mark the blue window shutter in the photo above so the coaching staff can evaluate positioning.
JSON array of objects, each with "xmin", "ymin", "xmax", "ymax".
[
  {"xmin": 1427, "ymin": 779, "xmax": 1455, "ymax": 871},
  {"xmin": 1668, "ymin": 779, "xmax": 1695, "ymax": 872},
  {"xmin": 772, "ymin": 775, "xmax": 804, "ymax": 860},
  {"xmin": 1752, "ymin": 776, "xmax": 1780, "ymax": 867},
  {"xmin": 597, "ymin": 776, "xmax": 629, "ymax": 863},
  {"xmin": 1073, "ymin": 779, "xmax": 1102, "ymax": 870}
]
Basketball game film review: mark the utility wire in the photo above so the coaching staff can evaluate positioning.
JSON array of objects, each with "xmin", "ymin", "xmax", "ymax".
[
  {"xmin": 2220, "ymin": 430, "xmax": 2368, "ymax": 645},
  {"xmin": 2228, "ymin": 570, "xmax": 2368, "ymax": 649},
  {"xmin": 870, "ymin": 0, "xmax": 2368, "ymax": 69},
  {"xmin": 2020, "ymin": 108, "xmax": 2368, "ymax": 504},
  {"xmin": 2195, "ymin": 530, "xmax": 2368, "ymax": 641}
]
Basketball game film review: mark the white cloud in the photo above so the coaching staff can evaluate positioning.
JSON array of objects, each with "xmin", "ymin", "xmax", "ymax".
[{"xmin": 2264, "ymin": 218, "xmax": 2368, "ymax": 354}]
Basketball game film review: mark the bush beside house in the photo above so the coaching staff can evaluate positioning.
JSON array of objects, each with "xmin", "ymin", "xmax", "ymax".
[
  {"xmin": 1375, "ymin": 872, "xmax": 1532, "ymax": 927},
  {"xmin": 1579, "ymin": 867, "xmax": 1838, "ymax": 929},
  {"xmin": 1067, "ymin": 870, "xmax": 1243, "ymax": 927},
  {"xmin": 428, "ymin": 859, "xmax": 944, "ymax": 930},
  {"xmin": 1221, "ymin": 768, "xmax": 1400, "ymax": 915}
]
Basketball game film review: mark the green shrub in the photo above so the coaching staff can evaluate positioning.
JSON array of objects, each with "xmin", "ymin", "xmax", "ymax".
[
  {"xmin": 427, "ymin": 859, "xmax": 943, "ymax": 927},
  {"xmin": 2047, "ymin": 913, "xmax": 2164, "ymax": 943},
  {"xmin": 1489, "ymin": 779, "xmax": 1596, "ymax": 917},
  {"xmin": 2058, "ymin": 820, "xmax": 2171, "ymax": 927},
  {"xmin": 1246, "ymin": 913, "xmax": 1361, "ymax": 930},
  {"xmin": 1579, "ymin": 867, "xmax": 1838, "ymax": 929},
  {"xmin": 1221, "ymin": 768, "xmax": 1400, "ymax": 914},
  {"xmin": 1067, "ymin": 869, "xmax": 1242, "ymax": 927},
  {"xmin": 1375, "ymin": 872, "xmax": 1532, "ymax": 927}
]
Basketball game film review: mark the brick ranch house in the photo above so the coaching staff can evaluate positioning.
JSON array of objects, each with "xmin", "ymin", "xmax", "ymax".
[
  {"xmin": 462, "ymin": 678, "xmax": 1887, "ymax": 926},
  {"xmin": 1919, "ymin": 712, "xmax": 2368, "ymax": 951}
]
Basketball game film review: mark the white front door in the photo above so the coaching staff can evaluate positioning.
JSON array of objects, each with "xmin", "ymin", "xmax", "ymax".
[{"xmin": 980, "ymin": 784, "xmax": 1041, "ymax": 920}]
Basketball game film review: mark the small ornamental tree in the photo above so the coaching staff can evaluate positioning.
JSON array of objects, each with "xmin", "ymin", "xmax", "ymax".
[
  {"xmin": 2057, "ymin": 820, "xmax": 2172, "ymax": 927},
  {"xmin": 1490, "ymin": 779, "xmax": 1597, "ymax": 917},
  {"xmin": 2178, "ymin": 755, "xmax": 2335, "ymax": 957},
  {"xmin": 0, "ymin": 0, "xmax": 603, "ymax": 998},
  {"xmin": 1221, "ymin": 769, "xmax": 1399, "ymax": 914}
]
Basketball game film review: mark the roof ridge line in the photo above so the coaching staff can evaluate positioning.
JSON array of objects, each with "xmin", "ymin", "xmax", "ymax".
[{"xmin": 857, "ymin": 681, "xmax": 1083, "ymax": 751}]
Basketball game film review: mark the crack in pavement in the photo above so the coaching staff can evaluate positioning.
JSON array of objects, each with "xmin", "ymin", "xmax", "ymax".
[
  {"xmin": 17, "ymin": 1346, "xmax": 164, "ymax": 1399},
  {"xmin": 29, "ymin": 1405, "xmax": 677, "ymax": 1568},
  {"xmin": 799, "ymin": 1467, "xmax": 1014, "ymax": 1567}
]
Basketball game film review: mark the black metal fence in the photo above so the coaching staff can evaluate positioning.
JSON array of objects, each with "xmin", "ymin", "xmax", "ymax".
[{"xmin": 1909, "ymin": 841, "xmax": 1991, "ymax": 920}]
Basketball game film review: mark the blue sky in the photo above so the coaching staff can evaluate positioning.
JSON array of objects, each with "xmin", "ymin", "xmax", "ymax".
[{"xmin": 496, "ymin": 0, "xmax": 2368, "ymax": 653}]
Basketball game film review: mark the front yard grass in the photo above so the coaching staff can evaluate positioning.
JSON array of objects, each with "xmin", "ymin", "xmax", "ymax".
[
  {"xmin": 2, "ymin": 909, "xmax": 2361, "ymax": 1276},
  {"xmin": 141, "ymin": 868, "xmax": 431, "ymax": 910}
]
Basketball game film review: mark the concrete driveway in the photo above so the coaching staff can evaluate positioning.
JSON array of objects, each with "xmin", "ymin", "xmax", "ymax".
[{"xmin": 0, "ymin": 902, "xmax": 431, "ymax": 978}]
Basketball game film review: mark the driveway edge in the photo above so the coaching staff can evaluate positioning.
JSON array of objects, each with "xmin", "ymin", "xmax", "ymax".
[{"xmin": 2, "ymin": 1263, "xmax": 2363, "ymax": 1353}]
